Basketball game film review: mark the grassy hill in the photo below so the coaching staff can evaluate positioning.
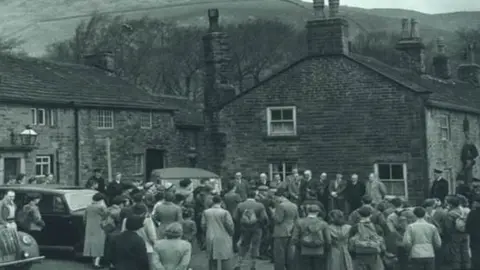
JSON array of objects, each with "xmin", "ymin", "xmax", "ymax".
[{"xmin": 1, "ymin": 0, "xmax": 479, "ymax": 56}]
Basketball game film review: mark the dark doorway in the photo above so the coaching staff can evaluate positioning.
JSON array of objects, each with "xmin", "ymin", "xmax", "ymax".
[
  {"xmin": 145, "ymin": 149, "xmax": 165, "ymax": 182},
  {"xmin": 4, "ymin": 158, "xmax": 20, "ymax": 183}
]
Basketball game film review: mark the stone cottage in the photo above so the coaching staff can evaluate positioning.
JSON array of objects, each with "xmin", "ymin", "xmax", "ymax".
[
  {"xmin": 0, "ymin": 52, "xmax": 203, "ymax": 185},
  {"xmin": 202, "ymin": 0, "xmax": 480, "ymax": 202}
]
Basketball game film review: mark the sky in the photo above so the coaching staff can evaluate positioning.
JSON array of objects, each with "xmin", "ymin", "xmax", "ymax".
[{"xmin": 302, "ymin": 0, "xmax": 480, "ymax": 14}]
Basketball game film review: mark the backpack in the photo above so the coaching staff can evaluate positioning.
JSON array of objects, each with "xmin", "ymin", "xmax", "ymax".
[
  {"xmin": 455, "ymin": 212, "xmax": 467, "ymax": 232},
  {"xmin": 300, "ymin": 222, "xmax": 325, "ymax": 248},
  {"xmin": 350, "ymin": 222, "xmax": 383, "ymax": 254},
  {"xmin": 240, "ymin": 209, "xmax": 257, "ymax": 227},
  {"xmin": 16, "ymin": 209, "xmax": 30, "ymax": 231}
]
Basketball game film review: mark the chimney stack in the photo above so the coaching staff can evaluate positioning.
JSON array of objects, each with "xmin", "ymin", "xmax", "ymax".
[
  {"xmin": 457, "ymin": 43, "xmax": 480, "ymax": 85},
  {"xmin": 306, "ymin": 0, "xmax": 349, "ymax": 56},
  {"xmin": 395, "ymin": 18, "xmax": 426, "ymax": 74},
  {"xmin": 432, "ymin": 37, "xmax": 451, "ymax": 79},
  {"xmin": 329, "ymin": 0, "xmax": 339, "ymax": 18},
  {"xmin": 83, "ymin": 51, "xmax": 115, "ymax": 72},
  {"xmin": 203, "ymin": 9, "xmax": 236, "ymax": 112},
  {"xmin": 313, "ymin": 0, "xmax": 325, "ymax": 18}
]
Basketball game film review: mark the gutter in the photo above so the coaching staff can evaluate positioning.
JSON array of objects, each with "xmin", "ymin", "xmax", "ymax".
[
  {"xmin": 71, "ymin": 102, "xmax": 80, "ymax": 186},
  {"xmin": 426, "ymin": 99, "xmax": 480, "ymax": 115}
]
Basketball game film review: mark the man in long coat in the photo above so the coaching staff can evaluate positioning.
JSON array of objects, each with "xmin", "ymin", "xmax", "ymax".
[{"xmin": 430, "ymin": 169, "xmax": 449, "ymax": 203}]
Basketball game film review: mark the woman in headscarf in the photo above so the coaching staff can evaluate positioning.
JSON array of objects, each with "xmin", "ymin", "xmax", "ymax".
[
  {"xmin": 19, "ymin": 193, "xmax": 45, "ymax": 239},
  {"xmin": 152, "ymin": 222, "xmax": 192, "ymax": 270},
  {"xmin": 121, "ymin": 203, "xmax": 157, "ymax": 270},
  {"xmin": 83, "ymin": 192, "xmax": 108, "ymax": 268},
  {"xmin": 327, "ymin": 210, "xmax": 353, "ymax": 270}
]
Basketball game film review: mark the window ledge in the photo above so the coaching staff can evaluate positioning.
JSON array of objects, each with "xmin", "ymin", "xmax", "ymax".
[{"xmin": 263, "ymin": 135, "xmax": 300, "ymax": 141}]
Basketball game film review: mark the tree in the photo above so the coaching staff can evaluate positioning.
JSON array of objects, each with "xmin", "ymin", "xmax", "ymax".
[
  {"xmin": 0, "ymin": 37, "xmax": 26, "ymax": 56},
  {"xmin": 455, "ymin": 27, "xmax": 480, "ymax": 62},
  {"xmin": 226, "ymin": 19, "xmax": 304, "ymax": 92}
]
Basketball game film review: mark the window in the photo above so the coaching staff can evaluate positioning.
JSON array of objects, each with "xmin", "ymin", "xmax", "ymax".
[
  {"xmin": 374, "ymin": 163, "xmax": 408, "ymax": 198},
  {"xmin": 439, "ymin": 114, "xmax": 450, "ymax": 140},
  {"xmin": 134, "ymin": 154, "xmax": 144, "ymax": 175},
  {"xmin": 267, "ymin": 106, "xmax": 297, "ymax": 136},
  {"xmin": 140, "ymin": 111, "xmax": 152, "ymax": 129},
  {"xmin": 31, "ymin": 108, "xmax": 57, "ymax": 126},
  {"xmin": 96, "ymin": 110, "xmax": 114, "ymax": 129},
  {"xmin": 38, "ymin": 194, "xmax": 67, "ymax": 214},
  {"xmin": 35, "ymin": 155, "xmax": 52, "ymax": 176},
  {"xmin": 31, "ymin": 108, "xmax": 46, "ymax": 125},
  {"xmin": 269, "ymin": 162, "xmax": 298, "ymax": 181}
]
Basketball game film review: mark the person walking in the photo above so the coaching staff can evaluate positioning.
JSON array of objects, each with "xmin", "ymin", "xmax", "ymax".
[
  {"xmin": 153, "ymin": 192, "xmax": 183, "ymax": 239},
  {"xmin": 83, "ymin": 193, "xmax": 108, "ymax": 268},
  {"xmin": 202, "ymin": 195, "xmax": 235, "ymax": 270}
]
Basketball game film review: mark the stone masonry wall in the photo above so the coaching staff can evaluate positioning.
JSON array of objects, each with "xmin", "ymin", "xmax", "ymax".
[
  {"xmin": 0, "ymin": 104, "xmax": 76, "ymax": 184},
  {"xmin": 426, "ymin": 107, "xmax": 480, "ymax": 192},
  {"xmin": 217, "ymin": 56, "xmax": 429, "ymax": 203}
]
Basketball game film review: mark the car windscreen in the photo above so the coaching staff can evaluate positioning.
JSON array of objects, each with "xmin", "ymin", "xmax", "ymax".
[{"xmin": 62, "ymin": 190, "xmax": 97, "ymax": 211}]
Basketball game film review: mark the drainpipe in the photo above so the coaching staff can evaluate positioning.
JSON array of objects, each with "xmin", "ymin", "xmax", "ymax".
[{"xmin": 71, "ymin": 102, "xmax": 80, "ymax": 186}]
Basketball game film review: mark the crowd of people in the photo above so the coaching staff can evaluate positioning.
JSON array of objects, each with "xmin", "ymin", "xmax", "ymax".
[{"xmin": 3, "ymin": 166, "xmax": 480, "ymax": 270}]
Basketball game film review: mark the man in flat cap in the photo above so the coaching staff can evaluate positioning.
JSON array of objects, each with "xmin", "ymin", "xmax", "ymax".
[{"xmin": 430, "ymin": 169, "xmax": 449, "ymax": 203}]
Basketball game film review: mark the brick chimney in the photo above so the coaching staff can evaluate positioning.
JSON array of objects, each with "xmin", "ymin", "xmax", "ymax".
[
  {"xmin": 83, "ymin": 51, "xmax": 115, "ymax": 72},
  {"xmin": 432, "ymin": 37, "xmax": 451, "ymax": 79},
  {"xmin": 202, "ymin": 9, "xmax": 236, "ymax": 112},
  {"xmin": 457, "ymin": 43, "xmax": 480, "ymax": 85},
  {"xmin": 395, "ymin": 18, "xmax": 426, "ymax": 74},
  {"xmin": 306, "ymin": 0, "xmax": 350, "ymax": 56}
]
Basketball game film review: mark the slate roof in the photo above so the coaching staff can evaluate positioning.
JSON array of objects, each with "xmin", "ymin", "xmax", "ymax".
[
  {"xmin": 219, "ymin": 53, "xmax": 480, "ymax": 114},
  {"xmin": 0, "ymin": 53, "xmax": 203, "ymax": 126}
]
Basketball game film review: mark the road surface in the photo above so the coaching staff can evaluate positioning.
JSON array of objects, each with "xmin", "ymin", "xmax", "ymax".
[{"xmin": 31, "ymin": 252, "xmax": 273, "ymax": 270}]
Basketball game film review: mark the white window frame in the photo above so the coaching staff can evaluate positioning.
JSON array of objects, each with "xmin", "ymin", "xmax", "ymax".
[
  {"xmin": 49, "ymin": 109, "xmax": 57, "ymax": 127},
  {"xmin": 439, "ymin": 114, "xmax": 450, "ymax": 141},
  {"xmin": 133, "ymin": 154, "xmax": 144, "ymax": 175},
  {"xmin": 373, "ymin": 163, "xmax": 408, "ymax": 199},
  {"xmin": 31, "ymin": 108, "xmax": 46, "ymax": 126},
  {"xmin": 268, "ymin": 162, "xmax": 298, "ymax": 182},
  {"xmin": 266, "ymin": 106, "xmax": 297, "ymax": 136},
  {"xmin": 96, "ymin": 110, "xmax": 114, "ymax": 129},
  {"xmin": 35, "ymin": 155, "xmax": 51, "ymax": 176},
  {"xmin": 140, "ymin": 111, "xmax": 153, "ymax": 129}
]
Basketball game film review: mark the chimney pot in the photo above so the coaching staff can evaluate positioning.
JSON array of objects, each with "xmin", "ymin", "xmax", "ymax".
[
  {"xmin": 83, "ymin": 51, "xmax": 115, "ymax": 72},
  {"xmin": 208, "ymin": 9, "xmax": 220, "ymax": 32},
  {"xmin": 329, "ymin": 0, "xmax": 339, "ymax": 18},
  {"xmin": 313, "ymin": 0, "xmax": 325, "ymax": 18},
  {"xmin": 410, "ymin": 18, "xmax": 420, "ymax": 39},
  {"xmin": 436, "ymin": 37, "xmax": 445, "ymax": 54},
  {"xmin": 401, "ymin": 18, "xmax": 409, "ymax": 39}
]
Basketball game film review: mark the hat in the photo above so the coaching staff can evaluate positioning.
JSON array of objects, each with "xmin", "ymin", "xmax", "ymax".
[
  {"xmin": 164, "ymin": 182, "xmax": 173, "ymax": 190},
  {"xmin": 358, "ymin": 205, "xmax": 372, "ymax": 217},
  {"xmin": 125, "ymin": 215, "xmax": 145, "ymax": 231},
  {"xmin": 144, "ymin": 182, "xmax": 154, "ymax": 189},
  {"xmin": 165, "ymin": 222, "xmax": 183, "ymax": 239},
  {"xmin": 132, "ymin": 203, "xmax": 148, "ymax": 216},
  {"xmin": 258, "ymin": 185, "xmax": 269, "ymax": 192},
  {"xmin": 434, "ymin": 169, "xmax": 443, "ymax": 173},
  {"xmin": 306, "ymin": 204, "xmax": 321, "ymax": 213}
]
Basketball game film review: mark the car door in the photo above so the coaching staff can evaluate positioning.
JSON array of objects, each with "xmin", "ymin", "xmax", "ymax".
[{"xmin": 37, "ymin": 193, "xmax": 71, "ymax": 248}]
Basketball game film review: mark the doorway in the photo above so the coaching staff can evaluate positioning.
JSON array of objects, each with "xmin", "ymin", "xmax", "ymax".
[
  {"xmin": 145, "ymin": 149, "xmax": 165, "ymax": 182},
  {"xmin": 3, "ymin": 158, "xmax": 20, "ymax": 184}
]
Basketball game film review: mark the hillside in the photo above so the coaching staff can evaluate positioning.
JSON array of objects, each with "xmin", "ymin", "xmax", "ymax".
[{"xmin": 1, "ymin": 0, "xmax": 479, "ymax": 56}]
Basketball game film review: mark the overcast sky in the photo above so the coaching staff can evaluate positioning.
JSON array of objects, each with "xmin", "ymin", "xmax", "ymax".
[{"xmin": 302, "ymin": 0, "xmax": 480, "ymax": 14}]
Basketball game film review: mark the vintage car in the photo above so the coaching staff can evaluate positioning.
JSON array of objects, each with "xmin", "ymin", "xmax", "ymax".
[
  {"xmin": 150, "ymin": 167, "xmax": 222, "ymax": 193},
  {"xmin": 0, "ymin": 226, "xmax": 44, "ymax": 269},
  {"xmin": 0, "ymin": 185, "xmax": 97, "ymax": 257}
]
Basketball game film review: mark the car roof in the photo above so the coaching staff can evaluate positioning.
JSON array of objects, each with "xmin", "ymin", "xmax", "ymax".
[{"xmin": 0, "ymin": 184, "xmax": 92, "ymax": 194}]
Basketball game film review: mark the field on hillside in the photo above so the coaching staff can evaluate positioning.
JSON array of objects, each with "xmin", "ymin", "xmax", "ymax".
[{"xmin": 0, "ymin": 0, "xmax": 479, "ymax": 56}]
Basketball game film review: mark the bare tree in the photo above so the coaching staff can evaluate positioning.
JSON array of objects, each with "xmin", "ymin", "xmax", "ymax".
[{"xmin": 0, "ymin": 37, "xmax": 26, "ymax": 56}]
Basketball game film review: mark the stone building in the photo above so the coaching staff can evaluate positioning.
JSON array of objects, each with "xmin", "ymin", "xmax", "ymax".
[
  {"xmin": 202, "ymin": 0, "xmax": 480, "ymax": 202},
  {"xmin": 0, "ymin": 52, "xmax": 203, "ymax": 185}
]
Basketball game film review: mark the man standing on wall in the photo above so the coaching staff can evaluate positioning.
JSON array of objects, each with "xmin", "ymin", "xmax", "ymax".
[{"xmin": 461, "ymin": 134, "xmax": 479, "ymax": 185}]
